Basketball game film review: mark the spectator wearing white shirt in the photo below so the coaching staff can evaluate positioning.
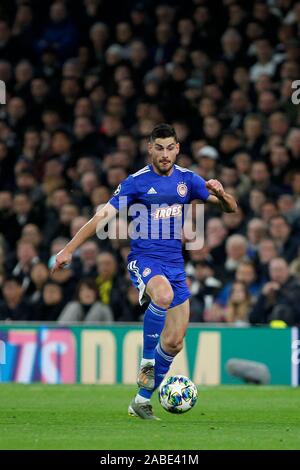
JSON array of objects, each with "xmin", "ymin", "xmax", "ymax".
[{"xmin": 250, "ymin": 38, "xmax": 278, "ymax": 81}]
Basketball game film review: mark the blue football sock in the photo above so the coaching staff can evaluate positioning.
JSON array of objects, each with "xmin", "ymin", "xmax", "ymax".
[
  {"xmin": 138, "ymin": 342, "xmax": 174, "ymax": 400},
  {"xmin": 142, "ymin": 302, "xmax": 166, "ymax": 360}
]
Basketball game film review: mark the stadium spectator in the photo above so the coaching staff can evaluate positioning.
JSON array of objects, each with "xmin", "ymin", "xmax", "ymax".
[
  {"xmin": 189, "ymin": 260, "xmax": 222, "ymax": 322},
  {"xmin": 224, "ymin": 281, "xmax": 252, "ymax": 325},
  {"xmin": 117, "ymin": 283, "xmax": 145, "ymax": 322},
  {"xmin": 222, "ymin": 206, "xmax": 245, "ymax": 236},
  {"xmin": 256, "ymin": 238, "xmax": 279, "ymax": 283},
  {"xmin": 0, "ymin": 191, "xmax": 20, "ymax": 248},
  {"xmin": 7, "ymin": 240, "xmax": 40, "ymax": 292},
  {"xmin": 46, "ymin": 203, "xmax": 80, "ymax": 242},
  {"xmin": 196, "ymin": 146, "xmax": 219, "ymax": 179},
  {"xmin": 250, "ymin": 257, "xmax": 300, "ymax": 325},
  {"xmin": 223, "ymin": 234, "xmax": 249, "ymax": 282},
  {"xmin": 36, "ymin": 1, "xmax": 78, "ymax": 62},
  {"xmin": 58, "ymin": 278, "xmax": 112, "ymax": 323},
  {"xmin": 269, "ymin": 214, "xmax": 300, "ymax": 262},
  {"xmin": 290, "ymin": 247, "xmax": 300, "ymax": 281},
  {"xmin": 96, "ymin": 252, "xmax": 125, "ymax": 320},
  {"xmin": 246, "ymin": 218, "xmax": 268, "ymax": 258},
  {"xmin": 29, "ymin": 262, "xmax": 49, "ymax": 304},
  {"xmin": 0, "ymin": 277, "xmax": 32, "ymax": 321},
  {"xmin": 250, "ymin": 38, "xmax": 277, "ymax": 82},
  {"xmin": 49, "ymin": 261, "xmax": 77, "ymax": 303},
  {"xmin": 217, "ymin": 260, "xmax": 261, "ymax": 307},
  {"xmin": 73, "ymin": 240, "xmax": 99, "ymax": 279},
  {"xmin": 33, "ymin": 280, "xmax": 65, "ymax": 321},
  {"xmin": 13, "ymin": 192, "xmax": 44, "ymax": 235},
  {"xmin": 0, "ymin": 140, "xmax": 16, "ymax": 190},
  {"xmin": 0, "ymin": 20, "xmax": 20, "ymax": 63},
  {"xmin": 287, "ymin": 128, "xmax": 300, "ymax": 163}
]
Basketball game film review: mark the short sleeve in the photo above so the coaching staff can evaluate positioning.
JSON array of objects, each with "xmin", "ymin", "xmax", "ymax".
[
  {"xmin": 109, "ymin": 175, "xmax": 137, "ymax": 211},
  {"xmin": 189, "ymin": 172, "xmax": 210, "ymax": 202}
]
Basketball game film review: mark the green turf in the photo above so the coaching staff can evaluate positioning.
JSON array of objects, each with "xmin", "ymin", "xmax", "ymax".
[{"xmin": 0, "ymin": 384, "xmax": 300, "ymax": 450}]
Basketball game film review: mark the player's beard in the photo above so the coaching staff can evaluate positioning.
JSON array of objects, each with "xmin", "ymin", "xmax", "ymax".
[{"xmin": 154, "ymin": 159, "xmax": 174, "ymax": 175}]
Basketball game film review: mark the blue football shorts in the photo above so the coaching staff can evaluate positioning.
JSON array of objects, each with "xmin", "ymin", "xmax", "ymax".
[{"xmin": 127, "ymin": 255, "xmax": 191, "ymax": 308}]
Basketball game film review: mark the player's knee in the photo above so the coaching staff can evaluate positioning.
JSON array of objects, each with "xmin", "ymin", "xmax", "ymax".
[
  {"xmin": 153, "ymin": 289, "xmax": 174, "ymax": 309},
  {"xmin": 163, "ymin": 337, "xmax": 183, "ymax": 355}
]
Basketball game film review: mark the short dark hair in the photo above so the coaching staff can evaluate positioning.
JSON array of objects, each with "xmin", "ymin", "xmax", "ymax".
[
  {"xmin": 75, "ymin": 279, "xmax": 98, "ymax": 300},
  {"xmin": 3, "ymin": 276, "xmax": 22, "ymax": 286},
  {"xmin": 270, "ymin": 214, "xmax": 289, "ymax": 225},
  {"xmin": 43, "ymin": 280, "xmax": 62, "ymax": 291},
  {"xmin": 149, "ymin": 123, "xmax": 178, "ymax": 143}
]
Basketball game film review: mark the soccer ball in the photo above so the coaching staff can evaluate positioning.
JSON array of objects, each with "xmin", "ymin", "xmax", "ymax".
[{"xmin": 158, "ymin": 375, "xmax": 198, "ymax": 413}]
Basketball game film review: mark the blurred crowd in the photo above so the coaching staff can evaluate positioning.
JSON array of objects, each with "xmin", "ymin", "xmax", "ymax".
[{"xmin": 0, "ymin": 0, "xmax": 300, "ymax": 325}]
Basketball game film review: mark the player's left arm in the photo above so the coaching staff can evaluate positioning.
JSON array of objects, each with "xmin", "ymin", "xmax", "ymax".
[{"xmin": 205, "ymin": 179, "xmax": 237, "ymax": 213}]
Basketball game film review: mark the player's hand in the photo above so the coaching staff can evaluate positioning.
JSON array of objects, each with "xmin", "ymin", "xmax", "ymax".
[
  {"xmin": 206, "ymin": 179, "xmax": 225, "ymax": 198},
  {"xmin": 51, "ymin": 249, "xmax": 72, "ymax": 273}
]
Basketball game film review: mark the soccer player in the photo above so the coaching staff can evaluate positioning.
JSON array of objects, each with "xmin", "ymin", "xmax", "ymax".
[{"xmin": 53, "ymin": 123, "xmax": 237, "ymax": 420}]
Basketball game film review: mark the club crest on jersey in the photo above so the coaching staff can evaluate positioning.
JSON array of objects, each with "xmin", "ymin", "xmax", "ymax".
[
  {"xmin": 113, "ymin": 184, "xmax": 121, "ymax": 196},
  {"xmin": 142, "ymin": 268, "xmax": 151, "ymax": 277},
  {"xmin": 153, "ymin": 204, "xmax": 182, "ymax": 219},
  {"xmin": 177, "ymin": 182, "xmax": 187, "ymax": 197}
]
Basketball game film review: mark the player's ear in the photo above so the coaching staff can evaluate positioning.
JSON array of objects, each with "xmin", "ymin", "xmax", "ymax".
[
  {"xmin": 148, "ymin": 142, "xmax": 153, "ymax": 155},
  {"xmin": 176, "ymin": 142, "xmax": 180, "ymax": 155}
]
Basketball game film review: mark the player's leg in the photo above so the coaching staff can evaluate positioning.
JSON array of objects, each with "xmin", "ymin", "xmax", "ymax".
[
  {"xmin": 145, "ymin": 274, "xmax": 174, "ymax": 309},
  {"xmin": 150, "ymin": 268, "xmax": 191, "ymax": 394},
  {"xmin": 138, "ymin": 299, "xmax": 190, "ymax": 401},
  {"xmin": 129, "ymin": 273, "xmax": 175, "ymax": 420},
  {"xmin": 137, "ymin": 274, "xmax": 173, "ymax": 390},
  {"xmin": 127, "ymin": 259, "xmax": 173, "ymax": 391},
  {"xmin": 130, "ymin": 300, "xmax": 190, "ymax": 419},
  {"xmin": 130, "ymin": 266, "xmax": 191, "ymax": 419},
  {"xmin": 160, "ymin": 298, "xmax": 190, "ymax": 356}
]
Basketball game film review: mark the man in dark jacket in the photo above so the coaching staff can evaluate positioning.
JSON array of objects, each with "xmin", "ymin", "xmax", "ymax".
[
  {"xmin": 249, "ymin": 257, "xmax": 300, "ymax": 325},
  {"xmin": 0, "ymin": 277, "xmax": 32, "ymax": 321}
]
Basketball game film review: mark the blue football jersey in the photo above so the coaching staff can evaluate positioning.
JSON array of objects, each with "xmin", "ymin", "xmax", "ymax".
[{"xmin": 109, "ymin": 164, "xmax": 210, "ymax": 264}]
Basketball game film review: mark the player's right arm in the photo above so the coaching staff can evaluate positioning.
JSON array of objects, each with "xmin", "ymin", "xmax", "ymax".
[
  {"xmin": 52, "ymin": 202, "xmax": 118, "ymax": 272},
  {"xmin": 52, "ymin": 175, "xmax": 136, "ymax": 272}
]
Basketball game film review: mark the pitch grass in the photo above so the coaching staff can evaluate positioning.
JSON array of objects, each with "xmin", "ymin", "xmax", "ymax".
[{"xmin": 0, "ymin": 384, "xmax": 300, "ymax": 450}]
